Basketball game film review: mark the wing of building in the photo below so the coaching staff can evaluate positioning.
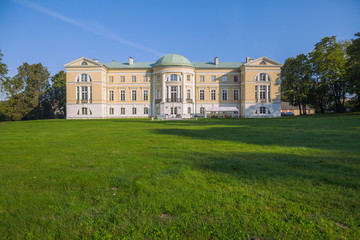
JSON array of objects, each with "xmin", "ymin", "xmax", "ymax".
[{"xmin": 64, "ymin": 54, "xmax": 282, "ymax": 119}]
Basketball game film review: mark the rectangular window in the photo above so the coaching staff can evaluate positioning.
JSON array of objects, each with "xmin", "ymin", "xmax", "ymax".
[
  {"xmin": 109, "ymin": 107, "xmax": 114, "ymax": 115},
  {"xmin": 234, "ymin": 76, "xmax": 239, "ymax": 82},
  {"xmin": 255, "ymin": 85, "xmax": 258, "ymax": 100},
  {"xmin": 90, "ymin": 86, "xmax": 92, "ymax": 100},
  {"xmin": 143, "ymin": 76, "xmax": 148, "ymax": 82},
  {"xmin": 187, "ymin": 89, "xmax": 191, "ymax": 99},
  {"xmin": 211, "ymin": 89, "xmax": 216, "ymax": 100},
  {"xmin": 170, "ymin": 86, "xmax": 177, "ymax": 102},
  {"xmin": 233, "ymin": 90, "xmax": 239, "ymax": 101},
  {"xmin": 120, "ymin": 76, "xmax": 125, "ymax": 82},
  {"xmin": 132, "ymin": 76, "xmax": 136, "ymax": 82},
  {"xmin": 121, "ymin": 108, "xmax": 125, "ymax": 115},
  {"xmin": 144, "ymin": 107, "xmax": 148, "ymax": 114},
  {"xmin": 132, "ymin": 90, "xmax": 137, "ymax": 101},
  {"xmin": 76, "ymin": 86, "xmax": 80, "ymax": 100},
  {"xmin": 120, "ymin": 90, "xmax": 125, "ymax": 101},
  {"xmin": 268, "ymin": 85, "xmax": 271, "ymax": 101},
  {"xmin": 211, "ymin": 75, "xmax": 216, "ymax": 82},
  {"xmin": 188, "ymin": 107, "xmax": 191, "ymax": 114},
  {"xmin": 260, "ymin": 106, "xmax": 266, "ymax": 114},
  {"xmin": 143, "ymin": 90, "xmax": 149, "ymax": 101},
  {"xmin": 82, "ymin": 86, "xmax": 88, "ymax": 100},
  {"xmin": 222, "ymin": 76, "xmax": 227, "ymax": 82},
  {"xmin": 82, "ymin": 107, "xmax": 87, "ymax": 115},
  {"xmin": 109, "ymin": 90, "xmax": 114, "ymax": 101},
  {"xmin": 260, "ymin": 85, "xmax": 266, "ymax": 99},
  {"xmin": 156, "ymin": 89, "xmax": 160, "ymax": 99},
  {"xmin": 200, "ymin": 76, "xmax": 204, "ymax": 82},
  {"xmin": 132, "ymin": 107, "xmax": 137, "ymax": 115},
  {"xmin": 109, "ymin": 76, "xmax": 113, "ymax": 83},
  {"xmin": 187, "ymin": 75, "xmax": 190, "ymax": 81},
  {"xmin": 222, "ymin": 89, "xmax": 228, "ymax": 101},
  {"xmin": 199, "ymin": 89, "xmax": 205, "ymax": 100}
]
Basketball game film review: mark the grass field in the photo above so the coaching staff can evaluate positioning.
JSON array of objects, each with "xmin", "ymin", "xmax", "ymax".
[{"xmin": 0, "ymin": 114, "xmax": 360, "ymax": 239}]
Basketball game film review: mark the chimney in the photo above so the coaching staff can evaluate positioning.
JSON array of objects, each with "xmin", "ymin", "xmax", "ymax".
[
  {"xmin": 214, "ymin": 57, "xmax": 219, "ymax": 65},
  {"xmin": 93, "ymin": 59, "xmax": 98, "ymax": 62},
  {"xmin": 129, "ymin": 57, "xmax": 133, "ymax": 65},
  {"xmin": 112, "ymin": 60, "xmax": 115, "ymax": 63},
  {"xmin": 246, "ymin": 57, "xmax": 251, "ymax": 63}
]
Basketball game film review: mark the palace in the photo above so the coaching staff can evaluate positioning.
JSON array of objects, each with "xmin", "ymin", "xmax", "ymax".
[{"xmin": 64, "ymin": 54, "xmax": 282, "ymax": 119}]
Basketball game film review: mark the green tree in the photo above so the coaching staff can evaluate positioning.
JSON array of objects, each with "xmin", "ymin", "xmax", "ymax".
[
  {"xmin": 346, "ymin": 32, "xmax": 360, "ymax": 109},
  {"xmin": 281, "ymin": 54, "xmax": 313, "ymax": 115},
  {"xmin": 309, "ymin": 36, "xmax": 349, "ymax": 113},
  {"xmin": 0, "ymin": 50, "xmax": 10, "ymax": 120},
  {"xmin": 51, "ymin": 70, "xmax": 66, "ymax": 118},
  {"xmin": 2, "ymin": 63, "xmax": 50, "ymax": 120}
]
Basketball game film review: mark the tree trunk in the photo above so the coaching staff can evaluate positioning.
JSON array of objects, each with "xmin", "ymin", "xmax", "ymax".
[{"xmin": 298, "ymin": 104, "xmax": 302, "ymax": 115}]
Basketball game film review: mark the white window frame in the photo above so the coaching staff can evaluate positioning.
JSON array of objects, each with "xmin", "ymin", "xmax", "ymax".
[
  {"xmin": 131, "ymin": 90, "xmax": 137, "ymax": 101},
  {"xmin": 233, "ymin": 89, "xmax": 239, "ymax": 101},
  {"xmin": 143, "ymin": 89, "xmax": 149, "ymax": 101},
  {"xmin": 200, "ymin": 107, "xmax": 205, "ymax": 114},
  {"xmin": 120, "ymin": 76, "xmax": 125, "ymax": 82},
  {"xmin": 187, "ymin": 75, "xmax": 190, "ymax": 81},
  {"xmin": 108, "ymin": 90, "xmax": 114, "ymax": 101},
  {"xmin": 260, "ymin": 106, "xmax": 266, "ymax": 114},
  {"xmin": 211, "ymin": 75, "xmax": 216, "ymax": 82},
  {"xmin": 109, "ymin": 107, "xmax": 114, "ymax": 115},
  {"xmin": 132, "ymin": 107, "xmax": 137, "ymax": 115},
  {"xmin": 143, "ymin": 76, "xmax": 148, "ymax": 82},
  {"xmin": 222, "ymin": 89, "xmax": 228, "ymax": 101},
  {"xmin": 199, "ymin": 89, "xmax": 205, "ymax": 100},
  {"xmin": 144, "ymin": 107, "xmax": 148, "ymax": 114},
  {"xmin": 200, "ymin": 75, "xmax": 204, "ymax": 82},
  {"xmin": 187, "ymin": 89, "xmax": 191, "ymax": 100},
  {"xmin": 121, "ymin": 108, "xmax": 125, "ymax": 115},
  {"xmin": 211, "ymin": 89, "xmax": 216, "ymax": 100},
  {"xmin": 109, "ymin": 76, "xmax": 114, "ymax": 83},
  {"xmin": 132, "ymin": 76, "xmax": 136, "ymax": 82},
  {"xmin": 120, "ymin": 90, "xmax": 125, "ymax": 101},
  {"xmin": 222, "ymin": 76, "xmax": 227, "ymax": 82},
  {"xmin": 188, "ymin": 107, "xmax": 191, "ymax": 114},
  {"xmin": 255, "ymin": 73, "xmax": 271, "ymax": 82}
]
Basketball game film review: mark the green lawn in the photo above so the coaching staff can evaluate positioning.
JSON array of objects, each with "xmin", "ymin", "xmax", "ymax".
[{"xmin": 0, "ymin": 114, "xmax": 360, "ymax": 239}]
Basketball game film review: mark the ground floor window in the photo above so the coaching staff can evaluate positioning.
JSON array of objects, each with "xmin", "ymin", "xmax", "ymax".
[
  {"xmin": 171, "ymin": 107, "xmax": 178, "ymax": 115},
  {"xmin": 200, "ymin": 107, "xmax": 205, "ymax": 114},
  {"xmin": 132, "ymin": 107, "xmax": 137, "ymax": 115},
  {"xmin": 109, "ymin": 107, "xmax": 114, "ymax": 115},
  {"xmin": 79, "ymin": 107, "xmax": 92, "ymax": 115},
  {"xmin": 121, "ymin": 108, "xmax": 125, "ymax": 115},
  {"xmin": 260, "ymin": 106, "xmax": 266, "ymax": 114},
  {"xmin": 188, "ymin": 107, "xmax": 191, "ymax": 114},
  {"xmin": 144, "ymin": 107, "xmax": 148, "ymax": 114}
]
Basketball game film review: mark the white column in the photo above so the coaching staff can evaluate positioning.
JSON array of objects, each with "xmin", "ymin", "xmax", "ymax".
[
  {"xmin": 153, "ymin": 75, "xmax": 156, "ymax": 116},
  {"xmin": 182, "ymin": 72, "xmax": 186, "ymax": 103},
  {"xmin": 265, "ymin": 85, "xmax": 268, "ymax": 103},
  {"xmin": 87, "ymin": 86, "xmax": 90, "ymax": 103},
  {"xmin": 192, "ymin": 74, "xmax": 195, "ymax": 114},
  {"xmin": 162, "ymin": 73, "xmax": 165, "ymax": 102}
]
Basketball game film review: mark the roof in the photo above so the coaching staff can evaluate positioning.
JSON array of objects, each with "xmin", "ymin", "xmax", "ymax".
[
  {"xmin": 154, "ymin": 54, "xmax": 193, "ymax": 67},
  {"xmin": 101, "ymin": 62, "xmax": 154, "ymax": 69},
  {"xmin": 192, "ymin": 62, "xmax": 243, "ymax": 69}
]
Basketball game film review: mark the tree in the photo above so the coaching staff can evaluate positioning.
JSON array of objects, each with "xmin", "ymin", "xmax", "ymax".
[
  {"xmin": 346, "ymin": 32, "xmax": 360, "ymax": 109},
  {"xmin": 51, "ymin": 70, "xmax": 66, "ymax": 118},
  {"xmin": 0, "ymin": 50, "xmax": 10, "ymax": 120},
  {"xmin": 309, "ymin": 36, "xmax": 349, "ymax": 113},
  {"xmin": 2, "ymin": 63, "xmax": 50, "ymax": 120},
  {"xmin": 281, "ymin": 54, "xmax": 312, "ymax": 115}
]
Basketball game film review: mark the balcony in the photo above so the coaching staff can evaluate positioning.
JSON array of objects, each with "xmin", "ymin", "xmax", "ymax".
[
  {"xmin": 186, "ymin": 99, "xmax": 193, "ymax": 103},
  {"xmin": 77, "ymin": 99, "xmax": 92, "ymax": 104},
  {"xmin": 166, "ymin": 98, "xmax": 182, "ymax": 103}
]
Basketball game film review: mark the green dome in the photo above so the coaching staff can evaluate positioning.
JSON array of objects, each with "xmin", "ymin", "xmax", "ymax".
[{"xmin": 154, "ymin": 54, "xmax": 193, "ymax": 67}]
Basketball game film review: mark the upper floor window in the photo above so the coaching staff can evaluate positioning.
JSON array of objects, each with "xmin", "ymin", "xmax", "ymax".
[
  {"xmin": 143, "ymin": 76, "xmax": 148, "ymax": 82},
  {"xmin": 132, "ymin": 76, "xmax": 136, "ymax": 82},
  {"xmin": 77, "ymin": 73, "xmax": 92, "ymax": 82},
  {"xmin": 109, "ymin": 76, "xmax": 114, "ymax": 83},
  {"xmin": 200, "ymin": 76, "xmax": 205, "ymax": 82},
  {"xmin": 211, "ymin": 89, "xmax": 216, "ymax": 100},
  {"xmin": 222, "ymin": 89, "xmax": 228, "ymax": 101},
  {"xmin": 170, "ymin": 74, "xmax": 178, "ymax": 81},
  {"xmin": 234, "ymin": 76, "xmax": 239, "ymax": 82},
  {"xmin": 233, "ymin": 89, "xmax": 239, "ymax": 101},
  {"xmin": 260, "ymin": 61, "xmax": 267, "ymax": 65},
  {"xmin": 260, "ymin": 85, "xmax": 266, "ymax": 99},
  {"xmin": 222, "ymin": 76, "xmax": 227, "ymax": 82},
  {"xmin": 81, "ymin": 61, "xmax": 88, "ymax": 65},
  {"xmin": 255, "ymin": 73, "xmax": 271, "ymax": 81},
  {"xmin": 187, "ymin": 75, "xmax": 191, "ymax": 81},
  {"xmin": 120, "ymin": 90, "xmax": 125, "ymax": 101},
  {"xmin": 211, "ymin": 76, "xmax": 216, "ymax": 82},
  {"xmin": 199, "ymin": 89, "xmax": 205, "ymax": 100},
  {"xmin": 131, "ymin": 90, "xmax": 137, "ymax": 101},
  {"xmin": 109, "ymin": 90, "xmax": 114, "ymax": 101},
  {"xmin": 187, "ymin": 89, "xmax": 191, "ymax": 100},
  {"xmin": 143, "ymin": 90, "xmax": 149, "ymax": 101},
  {"xmin": 120, "ymin": 76, "xmax": 125, "ymax": 82}
]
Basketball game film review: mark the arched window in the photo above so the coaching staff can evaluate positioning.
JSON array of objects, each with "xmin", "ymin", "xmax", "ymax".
[
  {"xmin": 255, "ymin": 73, "xmax": 271, "ymax": 82},
  {"xmin": 260, "ymin": 61, "xmax": 267, "ymax": 65},
  {"xmin": 76, "ymin": 73, "xmax": 92, "ymax": 82},
  {"xmin": 200, "ymin": 107, "xmax": 205, "ymax": 114},
  {"xmin": 169, "ymin": 74, "xmax": 179, "ymax": 81},
  {"xmin": 77, "ymin": 107, "xmax": 92, "ymax": 115},
  {"xmin": 81, "ymin": 61, "xmax": 88, "ymax": 65}
]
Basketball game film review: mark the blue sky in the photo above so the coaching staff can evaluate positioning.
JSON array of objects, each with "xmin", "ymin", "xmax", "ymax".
[{"xmin": 0, "ymin": 0, "xmax": 359, "ymax": 78}]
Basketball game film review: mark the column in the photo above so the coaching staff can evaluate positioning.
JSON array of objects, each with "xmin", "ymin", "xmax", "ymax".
[
  {"xmin": 265, "ymin": 85, "xmax": 268, "ymax": 103},
  {"xmin": 87, "ymin": 86, "xmax": 90, "ymax": 103},
  {"xmin": 182, "ymin": 72, "xmax": 186, "ymax": 103},
  {"xmin": 257, "ymin": 85, "xmax": 260, "ymax": 102},
  {"xmin": 162, "ymin": 73, "xmax": 165, "ymax": 102},
  {"xmin": 153, "ymin": 75, "xmax": 156, "ymax": 116}
]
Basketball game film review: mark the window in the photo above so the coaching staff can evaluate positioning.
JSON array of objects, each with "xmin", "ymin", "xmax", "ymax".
[
  {"xmin": 170, "ymin": 74, "xmax": 178, "ymax": 81},
  {"xmin": 121, "ymin": 108, "xmax": 125, "ymax": 115},
  {"xmin": 132, "ymin": 90, "xmax": 137, "ymax": 101},
  {"xmin": 260, "ymin": 61, "xmax": 267, "ymax": 65},
  {"xmin": 222, "ymin": 89, "xmax": 228, "ymax": 101},
  {"xmin": 200, "ymin": 107, "xmax": 205, "ymax": 114},
  {"xmin": 199, "ymin": 89, "xmax": 205, "ymax": 100},
  {"xmin": 120, "ymin": 76, "xmax": 125, "ymax": 82},
  {"xmin": 268, "ymin": 85, "xmax": 271, "ymax": 101},
  {"xmin": 143, "ymin": 90, "xmax": 149, "ymax": 101},
  {"xmin": 211, "ymin": 75, "xmax": 216, "ymax": 82},
  {"xmin": 255, "ymin": 85, "xmax": 258, "ymax": 100},
  {"xmin": 187, "ymin": 75, "xmax": 190, "ymax": 81},
  {"xmin": 188, "ymin": 107, "xmax": 191, "ymax": 114},
  {"xmin": 187, "ymin": 89, "xmax": 191, "ymax": 100},
  {"xmin": 255, "ymin": 73, "xmax": 270, "ymax": 81},
  {"xmin": 76, "ymin": 86, "xmax": 80, "ymax": 100},
  {"xmin": 260, "ymin": 85, "xmax": 266, "ymax": 99},
  {"xmin": 222, "ymin": 76, "xmax": 227, "ymax": 82},
  {"xmin": 78, "ymin": 73, "xmax": 92, "ymax": 82},
  {"xmin": 82, "ymin": 86, "xmax": 88, "ymax": 100},
  {"xmin": 200, "ymin": 76, "xmax": 204, "ymax": 82},
  {"xmin": 211, "ymin": 89, "xmax": 216, "ymax": 100},
  {"xmin": 143, "ymin": 76, "xmax": 148, "ymax": 82},
  {"xmin": 109, "ymin": 90, "xmax": 114, "ymax": 101},
  {"xmin": 81, "ymin": 61, "xmax": 88, "ymax": 65},
  {"xmin": 132, "ymin": 76, "xmax": 136, "ymax": 82},
  {"xmin": 156, "ymin": 89, "xmax": 160, "ymax": 99},
  {"xmin": 170, "ymin": 86, "xmax": 177, "ymax": 102},
  {"xmin": 120, "ymin": 90, "xmax": 125, "ymax": 101},
  {"xmin": 109, "ymin": 107, "xmax": 114, "ymax": 115},
  {"xmin": 234, "ymin": 76, "xmax": 239, "ymax": 82},
  {"xmin": 233, "ymin": 89, "xmax": 239, "ymax": 101},
  {"xmin": 144, "ymin": 107, "xmax": 148, "ymax": 114},
  {"xmin": 132, "ymin": 107, "xmax": 137, "ymax": 115},
  {"xmin": 109, "ymin": 76, "xmax": 113, "ymax": 83},
  {"xmin": 171, "ymin": 107, "xmax": 178, "ymax": 115},
  {"xmin": 260, "ymin": 107, "xmax": 266, "ymax": 114},
  {"xmin": 82, "ymin": 107, "xmax": 88, "ymax": 115}
]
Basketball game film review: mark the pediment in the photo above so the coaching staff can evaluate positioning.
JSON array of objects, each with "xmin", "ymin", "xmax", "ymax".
[
  {"xmin": 244, "ymin": 56, "xmax": 282, "ymax": 66},
  {"xmin": 64, "ymin": 57, "xmax": 102, "ymax": 67}
]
